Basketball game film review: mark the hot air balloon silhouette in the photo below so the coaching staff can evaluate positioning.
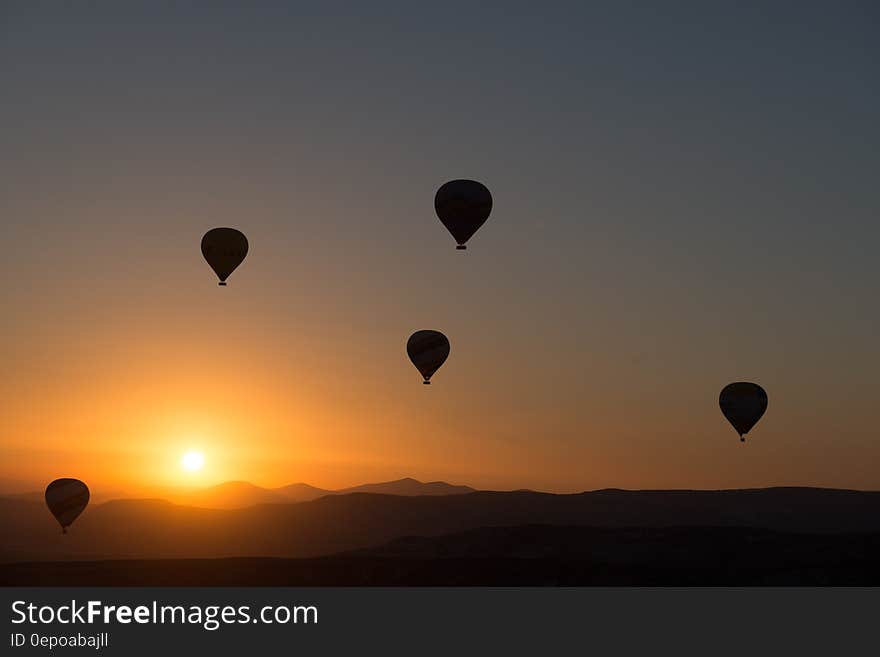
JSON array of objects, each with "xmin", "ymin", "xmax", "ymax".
[
  {"xmin": 434, "ymin": 179, "xmax": 492, "ymax": 250},
  {"xmin": 407, "ymin": 330, "xmax": 450, "ymax": 384},
  {"xmin": 719, "ymin": 382, "xmax": 768, "ymax": 442},
  {"xmin": 45, "ymin": 478, "xmax": 90, "ymax": 534},
  {"xmin": 201, "ymin": 227, "xmax": 248, "ymax": 285}
]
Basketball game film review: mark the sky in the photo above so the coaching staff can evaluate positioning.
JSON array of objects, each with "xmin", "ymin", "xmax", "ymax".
[{"xmin": 1, "ymin": 1, "xmax": 878, "ymax": 494}]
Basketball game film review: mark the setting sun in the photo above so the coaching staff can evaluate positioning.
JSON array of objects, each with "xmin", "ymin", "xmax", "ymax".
[{"xmin": 181, "ymin": 451, "xmax": 205, "ymax": 472}]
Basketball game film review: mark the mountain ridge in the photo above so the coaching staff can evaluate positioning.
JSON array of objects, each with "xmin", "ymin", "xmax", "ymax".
[
  {"xmin": 176, "ymin": 477, "xmax": 477, "ymax": 508},
  {"xmin": 3, "ymin": 486, "xmax": 880, "ymax": 564},
  {"xmin": 0, "ymin": 477, "xmax": 478, "ymax": 511}
]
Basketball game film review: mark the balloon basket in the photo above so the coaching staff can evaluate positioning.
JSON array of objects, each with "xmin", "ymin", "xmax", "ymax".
[
  {"xmin": 423, "ymin": 381, "xmax": 431, "ymax": 385},
  {"xmin": 456, "ymin": 245, "xmax": 467, "ymax": 250},
  {"xmin": 218, "ymin": 281, "xmax": 227, "ymax": 286}
]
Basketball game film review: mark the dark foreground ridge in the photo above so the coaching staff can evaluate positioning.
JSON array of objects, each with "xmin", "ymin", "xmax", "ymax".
[
  {"xmin": 3, "ymin": 487, "xmax": 880, "ymax": 565},
  {"xmin": 3, "ymin": 525, "xmax": 880, "ymax": 586}
]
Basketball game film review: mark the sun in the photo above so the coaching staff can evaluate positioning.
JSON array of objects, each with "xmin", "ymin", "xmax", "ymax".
[{"xmin": 181, "ymin": 450, "xmax": 205, "ymax": 472}]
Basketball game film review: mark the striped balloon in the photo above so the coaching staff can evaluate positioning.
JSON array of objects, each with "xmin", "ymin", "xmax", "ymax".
[
  {"xmin": 407, "ymin": 330, "xmax": 450, "ymax": 384},
  {"xmin": 45, "ymin": 478, "xmax": 90, "ymax": 534}
]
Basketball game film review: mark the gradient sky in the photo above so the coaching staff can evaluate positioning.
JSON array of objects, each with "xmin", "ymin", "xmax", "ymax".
[{"xmin": 2, "ymin": 1, "xmax": 878, "ymax": 494}]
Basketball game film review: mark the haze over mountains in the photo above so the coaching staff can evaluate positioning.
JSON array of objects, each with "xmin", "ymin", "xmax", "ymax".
[
  {"xmin": 167, "ymin": 477, "xmax": 476, "ymax": 509},
  {"xmin": 0, "ymin": 477, "xmax": 476, "ymax": 509},
  {"xmin": 3, "ymin": 485, "xmax": 880, "ymax": 568}
]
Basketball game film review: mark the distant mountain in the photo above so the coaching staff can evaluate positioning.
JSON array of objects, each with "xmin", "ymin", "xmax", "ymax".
[
  {"xmin": 173, "ymin": 481, "xmax": 288, "ymax": 509},
  {"xmin": 0, "ymin": 478, "xmax": 476, "ymax": 510},
  {"xmin": 0, "ymin": 488, "xmax": 131, "ymax": 505},
  {"xmin": 0, "ymin": 491, "xmax": 43, "ymax": 503},
  {"xmin": 3, "ymin": 487, "xmax": 880, "ymax": 564},
  {"xmin": 274, "ymin": 483, "xmax": 332, "ymax": 503},
  {"xmin": 333, "ymin": 478, "xmax": 475, "ymax": 497},
  {"xmin": 169, "ymin": 478, "xmax": 475, "ymax": 508}
]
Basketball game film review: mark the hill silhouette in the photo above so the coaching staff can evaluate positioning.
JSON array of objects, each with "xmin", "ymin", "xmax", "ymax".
[
  {"xmin": 175, "ymin": 481, "xmax": 289, "ymax": 508},
  {"xmin": 166, "ymin": 477, "xmax": 474, "ymax": 508},
  {"xmin": 0, "ymin": 477, "xmax": 473, "ymax": 511},
  {"xmin": 332, "ymin": 477, "xmax": 475, "ymax": 497},
  {"xmin": 273, "ymin": 482, "xmax": 333, "ymax": 503},
  {"xmin": 3, "ymin": 487, "xmax": 880, "ymax": 566}
]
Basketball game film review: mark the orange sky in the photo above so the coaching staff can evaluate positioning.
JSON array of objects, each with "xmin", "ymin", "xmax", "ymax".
[{"xmin": 2, "ymin": 229, "xmax": 877, "ymax": 495}]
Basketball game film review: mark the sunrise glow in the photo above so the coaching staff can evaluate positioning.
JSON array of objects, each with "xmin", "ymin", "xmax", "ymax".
[{"xmin": 181, "ymin": 451, "xmax": 205, "ymax": 473}]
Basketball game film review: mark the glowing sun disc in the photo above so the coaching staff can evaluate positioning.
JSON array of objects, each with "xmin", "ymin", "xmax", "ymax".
[{"xmin": 181, "ymin": 451, "xmax": 205, "ymax": 472}]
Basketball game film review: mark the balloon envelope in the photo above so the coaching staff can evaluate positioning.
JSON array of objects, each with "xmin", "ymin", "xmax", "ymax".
[
  {"xmin": 434, "ymin": 179, "xmax": 492, "ymax": 249},
  {"xmin": 201, "ymin": 227, "xmax": 249, "ymax": 285},
  {"xmin": 719, "ymin": 382, "xmax": 768, "ymax": 441},
  {"xmin": 45, "ymin": 478, "xmax": 90, "ymax": 533},
  {"xmin": 407, "ymin": 330, "xmax": 450, "ymax": 383}
]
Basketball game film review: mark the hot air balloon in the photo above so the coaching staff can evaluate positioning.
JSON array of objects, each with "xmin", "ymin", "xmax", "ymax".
[
  {"xmin": 719, "ymin": 382, "xmax": 768, "ymax": 442},
  {"xmin": 407, "ymin": 330, "xmax": 450, "ymax": 384},
  {"xmin": 201, "ymin": 227, "xmax": 248, "ymax": 285},
  {"xmin": 45, "ymin": 478, "xmax": 90, "ymax": 534},
  {"xmin": 434, "ymin": 179, "xmax": 492, "ymax": 250}
]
